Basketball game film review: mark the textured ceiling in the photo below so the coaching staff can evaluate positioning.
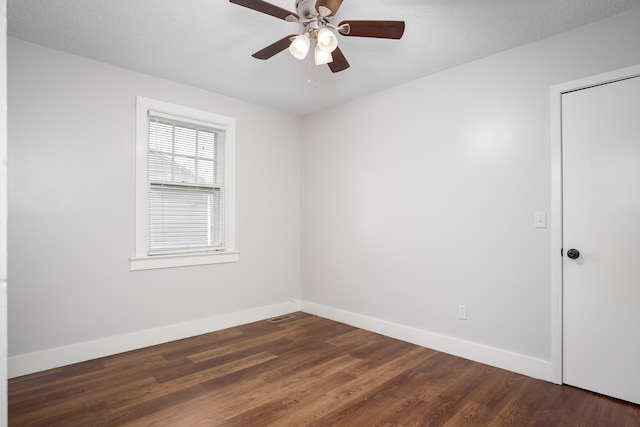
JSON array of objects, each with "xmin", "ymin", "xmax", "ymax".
[{"xmin": 8, "ymin": 0, "xmax": 640, "ymax": 115}]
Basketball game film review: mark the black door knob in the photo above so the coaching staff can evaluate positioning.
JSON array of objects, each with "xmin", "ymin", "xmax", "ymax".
[{"xmin": 567, "ymin": 249, "xmax": 580, "ymax": 259}]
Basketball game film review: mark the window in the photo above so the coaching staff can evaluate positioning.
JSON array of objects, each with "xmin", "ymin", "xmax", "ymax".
[{"xmin": 131, "ymin": 97, "xmax": 238, "ymax": 270}]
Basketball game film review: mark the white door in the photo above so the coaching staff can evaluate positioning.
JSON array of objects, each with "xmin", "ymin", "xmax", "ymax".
[{"xmin": 562, "ymin": 75, "xmax": 640, "ymax": 405}]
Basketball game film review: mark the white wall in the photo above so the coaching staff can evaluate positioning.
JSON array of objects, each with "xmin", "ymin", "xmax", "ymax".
[
  {"xmin": 301, "ymin": 8, "xmax": 640, "ymax": 380},
  {"xmin": 7, "ymin": 38, "xmax": 301, "ymax": 375},
  {"xmin": 1, "ymin": 0, "xmax": 8, "ymax": 422}
]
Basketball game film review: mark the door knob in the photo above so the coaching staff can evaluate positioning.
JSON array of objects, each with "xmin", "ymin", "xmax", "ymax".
[{"xmin": 567, "ymin": 248, "xmax": 580, "ymax": 259}]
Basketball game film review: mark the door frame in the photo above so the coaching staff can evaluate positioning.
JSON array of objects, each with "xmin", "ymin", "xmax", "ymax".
[{"xmin": 549, "ymin": 64, "xmax": 640, "ymax": 384}]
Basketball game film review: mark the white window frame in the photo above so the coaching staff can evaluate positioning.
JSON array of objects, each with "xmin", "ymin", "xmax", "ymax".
[{"xmin": 130, "ymin": 97, "xmax": 238, "ymax": 271}]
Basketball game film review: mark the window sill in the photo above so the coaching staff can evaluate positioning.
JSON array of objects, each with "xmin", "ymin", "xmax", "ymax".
[{"xmin": 130, "ymin": 251, "xmax": 239, "ymax": 271}]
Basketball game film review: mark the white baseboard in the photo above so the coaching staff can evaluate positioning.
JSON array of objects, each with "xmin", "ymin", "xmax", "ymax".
[
  {"xmin": 9, "ymin": 299, "xmax": 554, "ymax": 382},
  {"xmin": 8, "ymin": 300, "xmax": 301, "ymax": 379},
  {"xmin": 301, "ymin": 301, "xmax": 554, "ymax": 382}
]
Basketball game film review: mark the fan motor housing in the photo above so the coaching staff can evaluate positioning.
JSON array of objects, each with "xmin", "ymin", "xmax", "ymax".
[{"xmin": 295, "ymin": 0, "xmax": 317, "ymax": 19}]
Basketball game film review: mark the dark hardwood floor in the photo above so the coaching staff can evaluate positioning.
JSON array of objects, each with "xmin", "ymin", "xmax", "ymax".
[{"xmin": 8, "ymin": 312, "xmax": 640, "ymax": 426}]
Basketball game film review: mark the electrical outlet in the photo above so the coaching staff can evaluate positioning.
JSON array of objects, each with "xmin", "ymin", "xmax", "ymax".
[{"xmin": 457, "ymin": 304, "xmax": 468, "ymax": 320}]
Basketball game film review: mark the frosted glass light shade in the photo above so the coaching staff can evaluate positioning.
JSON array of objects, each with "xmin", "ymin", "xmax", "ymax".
[
  {"xmin": 317, "ymin": 28, "xmax": 338, "ymax": 53},
  {"xmin": 314, "ymin": 47, "xmax": 333, "ymax": 65},
  {"xmin": 289, "ymin": 35, "xmax": 311, "ymax": 60}
]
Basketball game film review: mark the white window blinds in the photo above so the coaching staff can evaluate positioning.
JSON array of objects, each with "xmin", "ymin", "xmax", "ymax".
[{"xmin": 147, "ymin": 111, "xmax": 226, "ymax": 255}]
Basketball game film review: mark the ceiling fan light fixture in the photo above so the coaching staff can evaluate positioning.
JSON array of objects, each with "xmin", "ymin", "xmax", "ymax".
[
  {"xmin": 316, "ymin": 27, "xmax": 338, "ymax": 53},
  {"xmin": 229, "ymin": 0, "xmax": 405, "ymax": 73},
  {"xmin": 314, "ymin": 46, "xmax": 333, "ymax": 65},
  {"xmin": 289, "ymin": 34, "xmax": 311, "ymax": 60}
]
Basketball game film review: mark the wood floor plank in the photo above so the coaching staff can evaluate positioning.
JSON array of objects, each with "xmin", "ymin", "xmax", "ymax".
[
  {"xmin": 9, "ymin": 312, "xmax": 640, "ymax": 426},
  {"xmin": 104, "ymin": 384, "xmax": 211, "ymax": 426},
  {"xmin": 160, "ymin": 351, "xmax": 278, "ymax": 389},
  {"xmin": 324, "ymin": 328, "xmax": 382, "ymax": 348},
  {"xmin": 116, "ymin": 387, "xmax": 228, "ymax": 427},
  {"xmin": 442, "ymin": 400, "xmax": 492, "ymax": 426},
  {"xmin": 9, "ymin": 362, "xmax": 163, "ymax": 416},
  {"xmin": 296, "ymin": 347, "xmax": 436, "ymax": 425},
  {"xmin": 219, "ymin": 353, "xmax": 363, "ymax": 423},
  {"xmin": 187, "ymin": 331, "xmax": 291, "ymax": 363},
  {"xmin": 198, "ymin": 337, "xmax": 344, "ymax": 393}
]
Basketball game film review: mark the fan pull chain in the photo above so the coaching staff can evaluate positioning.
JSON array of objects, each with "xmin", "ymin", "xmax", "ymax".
[
  {"xmin": 305, "ymin": 53, "xmax": 323, "ymax": 88},
  {"xmin": 314, "ymin": 60, "xmax": 319, "ymax": 88},
  {"xmin": 305, "ymin": 52, "xmax": 320, "ymax": 87}
]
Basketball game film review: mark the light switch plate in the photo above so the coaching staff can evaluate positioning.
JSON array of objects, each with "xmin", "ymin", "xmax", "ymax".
[{"xmin": 534, "ymin": 211, "xmax": 546, "ymax": 228}]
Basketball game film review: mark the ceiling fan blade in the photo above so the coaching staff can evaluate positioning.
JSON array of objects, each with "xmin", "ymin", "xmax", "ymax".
[
  {"xmin": 328, "ymin": 47, "xmax": 350, "ymax": 73},
  {"xmin": 229, "ymin": 0, "xmax": 299, "ymax": 21},
  {"xmin": 252, "ymin": 35, "xmax": 296, "ymax": 60},
  {"xmin": 338, "ymin": 20, "xmax": 405, "ymax": 39},
  {"xmin": 315, "ymin": 0, "xmax": 343, "ymax": 17}
]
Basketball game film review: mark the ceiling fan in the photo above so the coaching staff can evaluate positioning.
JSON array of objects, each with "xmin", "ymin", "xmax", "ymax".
[{"xmin": 229, "ymin": 0, "xmax": 405, "ymax": 73}]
